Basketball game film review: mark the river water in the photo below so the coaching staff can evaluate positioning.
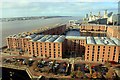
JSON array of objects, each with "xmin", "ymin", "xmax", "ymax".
[{"xmin": 1, "ymin": 16, "xmax": 81, "ymax": 47}]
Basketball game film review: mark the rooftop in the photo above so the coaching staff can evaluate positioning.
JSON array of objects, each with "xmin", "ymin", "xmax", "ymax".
[
  {"xmin": 25, "ymin": 34, "xmax": 36, "ymax": 39},
  {"xmin": 108, "ymin": 26, "xmax": 120, "ymax": 30},
  {"xmin": 66, "ymin": 30, "xmax": 80, "ymax": 36},
  {"xmin": 110, "ymin": 37, "xmax": 120, "ymax": 46},
  {"xmin": 87, "ymin": 37, "xmax": 96, "ymax": 45},
  {"xmin": 7, "ymin": 33, "xmax": 27, "ymax": 38},
  {"xmin": 87, "ymin": 36, "xmax": 120, "ymax": 46},
  {"xmin": 81, "ymin": 23, "xmax": 106, "ymax": 26},
  {"xmin": 66, "ymin": 36, "xmax": 86, "ymax": 40},
  {"xmin": 30, "ymin": 35, "xmax": 65, "ymax": 43}
]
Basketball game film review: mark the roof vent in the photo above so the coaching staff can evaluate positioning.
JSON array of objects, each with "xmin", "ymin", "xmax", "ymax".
[{"xmin": 104, "ymin": 40, "xmax": 109, "ymax": 44}]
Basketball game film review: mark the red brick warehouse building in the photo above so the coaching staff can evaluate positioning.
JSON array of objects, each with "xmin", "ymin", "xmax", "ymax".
[{"xmin": 6, "ymin": 24, "xmax": 120, "ymax": 63}]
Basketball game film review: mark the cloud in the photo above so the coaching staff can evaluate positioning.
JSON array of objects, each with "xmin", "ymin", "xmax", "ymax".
[
  {"xmin": 1, "ymin": 2, "xmax": 118, "ymax": 18},
  {"xmin": 1, "ymin": 1, "xmax": 30, "ymax": 9},
  {"xmin": 2, "ymin": 0, "xmax": 120, "ymax": 2}
]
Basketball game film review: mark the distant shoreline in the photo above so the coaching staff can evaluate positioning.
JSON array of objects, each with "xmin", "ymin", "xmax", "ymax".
[{"xmin": 0, "ymin": 16, "xmax": 71, "ymax": 22}]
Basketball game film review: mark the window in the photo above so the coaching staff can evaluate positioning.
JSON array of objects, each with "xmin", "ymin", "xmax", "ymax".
[
  {"xmin": 54, "ymin": 44, "xmax": 55, "ymax": 48},
  {"xmin": 36, "ymin": 43, "xmax": 38, "ymax": 47},
  {"xmin": 97, "ymin": 59, "xmax": 99, "ymax": 61},
  {"xmin": 102, "ymin": 59, "xmax": 104, "ymax": 62},
  {"xmin": 98, "ymin": 46, "xmax": 100, "ymax": 49},
  {"xmin": 98, "ymin": 49, "xmax": 100, "ymax": 51},
  {"xmin": 41, "ymin": 54, "xmax": 43, "ymax": 56},
  {"xmin": 58, "ymin": 54, "xmax": 60, "ymax": 57},
  {"xmin": 58, "ymin": 52, "xmax": 60, "ymax": 54},
  {"xmin": 49, "ymin": 54, "xmax": 51, "ymax": 57},
  {"xmin": 40, "ymin": 45, "xmax": 42, "ymax": 47},
  {"xmin": 98, "ymin": 52, "xmax": 100, "ymax": 54},
  {"xmin": 54, "ymin": 54, "xmax": 56, "ymax": 58},
  {"xmin": 103, "ymin": 46, "xmax": 105, "ymax": 48},
  {"xmin": 103, "ymin": 49, "xmax": 105, "ymax": 51},
  {"xmin": 45, "ymin": 51, "xmax": 47, "ymax": 53},
  {"xmin": 103, "ymin": 55, "xmax": 104, "ymax": 57},
  {"xmin": 87, "ymin": 57, "xmax": 89, "ymax": 59},
  {"xmin": 92, "ymin": 58, "xmax": 94, "ymax": 61},
  {"xmin": 113, "ymin": 55, "xmax": 115, "ymax": 60},
  {"xmin": 103, "ymin": 52, "xmax": 105, "ymax": 54},
  {"xmin": 97, "ymin": 55, "xmax": 99, "ymax": 58},
  {"xmin": 32, "ymin": 43, "xmax": 34, "ymax": 46},
  {"xmin": 45, "ymin": 48, "xmax": 47, "ymax": 50},
  {"xmin": 114, "ymin": 47, "xmax": 116, "ymax": 53},
  {"xmin": 87, "ymin": 54, "xmax": 89, "ymax": 56}
]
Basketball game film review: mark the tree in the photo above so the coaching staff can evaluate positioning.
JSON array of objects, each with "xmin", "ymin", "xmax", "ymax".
[
  {"xmin": 70, "ymin": 71, "xmax": 76, "ymax": 78},
  {"xmin": 92, "ymin": 72, "xmax": 97, "ymax": 79},
  {"xmin": 105, "ymin": 68, "xmax": 116, "ymax": 79},
  {"xmin": 76, "ymin": 70, "xmax": 84, "ymax": 78},
  {"xmin": 88, "ymin": 63, "xmax": 92, "ymax": 75},
  {"xmin": 104, "ymin": 59, "xmax": 111, "ymax": 69},
  {"xmin": 97, "ymin": 72, "xmax": 103, "ymax": 79}
]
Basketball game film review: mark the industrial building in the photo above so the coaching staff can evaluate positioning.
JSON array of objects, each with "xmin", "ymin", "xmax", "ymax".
[{"xmin": 6, "ymin": 23, "xmax": 120, "ymax": 63}]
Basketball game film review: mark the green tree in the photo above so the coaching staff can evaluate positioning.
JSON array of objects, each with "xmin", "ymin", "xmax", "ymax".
[
  {"xmin": 105, "ymin": 68, "xmax": 116, "ymax": 79},
  {"xmin": 76, "ymin": 70, "xmax": 84, "ymax": 78},
  {"xmin": 104, "ymin": 59, "xmax": 111, "ymax": 69},
  {"xmin": 70, "ymin": 71, "xmax": 76, "ymax": 78},
  {"xmin": 88, "ymin": 63, "xmax": 92, "ymax": 75}
]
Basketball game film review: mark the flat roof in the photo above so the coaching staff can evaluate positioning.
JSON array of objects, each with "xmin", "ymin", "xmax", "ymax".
[
  {"xmin": 7, "ymin": 33, "xmax": 27, "ymax": 38},
  {"xmin": 81, "ymin": 23, "xmax": 106, "ymax": 26},
  {"xmin": 66, "ymin": 31, "xmax": 80, "ymax": 36},
  {"xmin": 37, "ymin": 35, "xmax": 49, "ymax": 42},
  {"xmin": 110, "ymin": 37, "xmax": 120, "ymax": 46},
  {"xmin": 94, "ymin": 37, "xmax": 104, "ymax": 45},
  {"xmin": 87, "ymin": 36, "xmax": 96, "ymax": 44},
  {"xmin": 25, "ymin": 34, "xmax": 36, "ymax": 39},
  {"xmin": 108, "ymin": 26, "xmax": 120, "ymax": 30},
  {"xmin": 54, "ymin": 36, "xmax": 65, "ymax": 43},
  {"xmin": 45, "ymin": 35, "xmax": 58, "ymax": 42},
  {"xmin": 30, "ymin": 35, "xmax": 65, "ymax": 43},
  {"xmin": 87, "ymin": 37, "xmax": 119, "ymax": 46},
  {"xmin": 32, "ymin": 35, "xmax": 44, "ymax": 41},
  {"xmin": 66, "ymin": 36, "xmax": 86, "ymax": 40}
]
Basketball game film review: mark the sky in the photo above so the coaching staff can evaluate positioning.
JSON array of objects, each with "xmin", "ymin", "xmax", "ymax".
[{"xmin": 0, "ymin": 0, "xmax": 119, "ymax": 18}]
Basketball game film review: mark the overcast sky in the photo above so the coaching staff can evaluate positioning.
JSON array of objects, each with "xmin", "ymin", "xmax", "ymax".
[{"xmin": 0, "ymin": 0, "xmax": 119, "ymax": 18}]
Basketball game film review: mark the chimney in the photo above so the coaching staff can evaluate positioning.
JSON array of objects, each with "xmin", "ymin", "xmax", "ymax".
[
  {"xmin": 98, "ymin": 11, "xmax": 101, "ymax": 17},
  {"xmin": 90, "ymin": 12, "xmax": 92, "ymax": 17},
  {"xmin": 104, "ymin": 10, "xmax": 108, "ymax": 18}
]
